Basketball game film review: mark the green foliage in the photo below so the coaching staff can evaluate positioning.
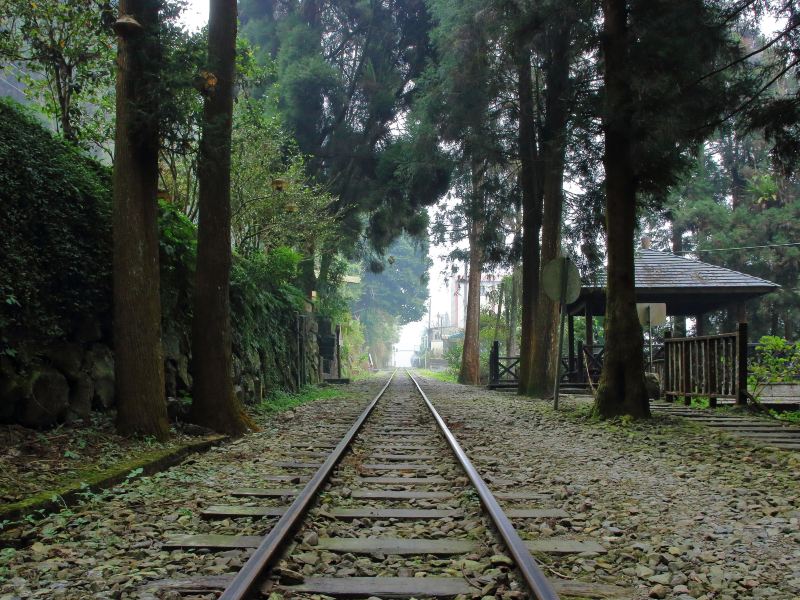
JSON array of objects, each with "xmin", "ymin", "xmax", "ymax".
[
  {"xmin": 749, "ymin": 336, "xmax": 800, "ymax": 386},
  {"xmin": 0, "ymin": 99, "xmax": 112, "ymax": 350},
  {"xmin": 240, "ymin": 0, "xmax": 445, "ymax": 256},
  {"xmin": 416, "ymin": 368, "xmax": 457, "ymax": 384},
  {"xmin": 1, "ymin": 100, "xmax": 310, "ymax": 397},
  {"xmin": 0, "ymin": 0, "xmax": 116, "ymax": 147},
  {"xmin": 230, "ymin": 97, "xmax": 338, "ymax": 256}
]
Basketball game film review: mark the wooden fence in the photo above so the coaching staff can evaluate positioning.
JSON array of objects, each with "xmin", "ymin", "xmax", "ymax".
[
  {"xmin": 663, "ymin": 323, "xmax": 748, "ymax": 407},
  {"xmin": 488, "ymin": 341, "xmax": 521, "ymax": 389}
]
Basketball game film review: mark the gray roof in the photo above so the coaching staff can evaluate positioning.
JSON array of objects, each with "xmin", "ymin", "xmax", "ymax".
[{"xmin": 587, "ymin": 248, "xmax": 779, "ymax": 291}]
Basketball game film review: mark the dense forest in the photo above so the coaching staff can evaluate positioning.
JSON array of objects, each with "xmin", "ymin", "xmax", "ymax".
[{"xmin": 1, "ymin": 0, "xmax": 798, "ymax": 435}]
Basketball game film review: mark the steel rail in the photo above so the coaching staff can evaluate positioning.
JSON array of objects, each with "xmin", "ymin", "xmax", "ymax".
[
  {"xmin": 219, "ymin": 369, "xmax": 397, "ymax": 600},
  {"xmin": 407, "ymin": 370, "xmax": 561, "ymax": 600}
]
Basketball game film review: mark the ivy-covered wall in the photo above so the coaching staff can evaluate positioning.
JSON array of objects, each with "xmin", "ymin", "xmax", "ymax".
[{"xmin": 0, "ymin": 99, "xmax": 318, "ymax": 429}]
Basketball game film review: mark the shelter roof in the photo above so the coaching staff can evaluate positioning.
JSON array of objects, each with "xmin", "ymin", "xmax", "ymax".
[{"xmin": 568, "ymin": 248, "xmax": 779, "ymax": 316}]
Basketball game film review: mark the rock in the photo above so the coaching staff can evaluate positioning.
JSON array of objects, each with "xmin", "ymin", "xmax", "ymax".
[
  {"xmin": 636, "ymin": 564, "xmax": 655, "ymax": 579},
  {"xmin": 302, "ymin": 531, "xmax": 319, "ymax": 546},
  {"xmin": 176, "ymin": 354, "xmax": 191, "ymax": 391},
  {"xmin": 46, "ymin": 343, "xmax": 84, "ymax": 378},
  {"xmin": 648, "ymin": 573, "xmax": 671, "ymax": 585},
  {"xmin": 673, "ymin": 585, "xmax": 690, "ymax": 594},
  {"xmin": 489, "ymin": 554, "xmax": 513, "ymax": 566},
  {"xmin": 276, "ymin": 568, "xmax": 304, "ymax": 584},
  {"xmin": 0, "ymin": 358, "xmax": 25, "ymax": 421},
  {"xmin": 644, "ymin": 372, "xmax": 661, "ymax": 399},
  {"xmin": 18, "ymin": 366, "xmax": 69, "ymax": 427},
  {"xmin": 86, "ymin": 344, "xmax": 114, "ymax": 408},
  {"xmin": 65, "ymin": 374, "xmax": 93, "ymax": 423},
  {"xmin": 294, "ymin": 551, "xmax": 319, "ymax": 566},
  {"xmin": 649, "ymin": 584, "xmax": 668, "ymax": 598}
]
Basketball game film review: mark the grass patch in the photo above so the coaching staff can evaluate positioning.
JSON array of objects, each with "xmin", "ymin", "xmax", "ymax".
[
  {"xmin": 415, "ymin": 368, "xmax": 458, "ymax": 384},
  {"xmin": 771, "ymin": 409, "xmax": 800, "ymax": 425},
  {"xmin": 255, "ymin": 385, "xmax": 344, "ymax": 415}
]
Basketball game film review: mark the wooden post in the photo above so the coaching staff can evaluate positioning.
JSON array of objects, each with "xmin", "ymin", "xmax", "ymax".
[
  {"xmin": 335, "ymin": 324, "xmax": 342, "ymax": 379},
  {"xmin": 490, "ymin": 340, "xmax": 499, "ymax": 387},
  {"xmin": 708, "ymin": 337, "xmax": 717, "ymax": 408},
  {"xmin": 568, "ymin": 313, "xmax": 575, "ymax": 381},
  {"xmin": 681, "ymin": 336, "xmax": 691, "ymax": 406},
  {"xmin": 585, "ymin": 304, "xmax": 593, "ymax": 349},
  {"xmin": 696, "ymin": 314, "xmax": 706, "ymax": 336},
  {"xmin": 663, "ymin": 330, "xmax": 671, "ymax": 402},
  {"xmin": 577, "ymin": 340, "xmax": 585, "ymax": 383},
  {"xmin": 737, "ymin": 321, "xmax": 748, "ymax": 406}
]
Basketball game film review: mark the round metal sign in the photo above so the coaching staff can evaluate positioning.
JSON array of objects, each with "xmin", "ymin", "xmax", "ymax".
[{"xmin": 542, "ymin": 257, "xmax": 581, "ymax": 304}]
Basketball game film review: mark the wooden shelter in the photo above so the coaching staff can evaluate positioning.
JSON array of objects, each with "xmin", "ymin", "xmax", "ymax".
[{"xmin": 564, "ymin": 247, "xmax": 779, "ymax": 382}]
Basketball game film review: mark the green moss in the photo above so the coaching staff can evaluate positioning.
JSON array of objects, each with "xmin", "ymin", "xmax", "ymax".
[
  {"xmin": 416, "ymin": 369, "xmax": 458, "ymax": 384},
  {"xmin": 0, "ymin": 436, "xmax": 224, "ymax": 523},
  {"xmin": 255, "ymin": 385, "xmax": 344, "ymax": 415}
]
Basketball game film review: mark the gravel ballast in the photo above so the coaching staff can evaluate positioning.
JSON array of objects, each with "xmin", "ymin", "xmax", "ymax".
[{"xmin": 2, "ymin": 373, "xmax": 799, "ymax": 600}]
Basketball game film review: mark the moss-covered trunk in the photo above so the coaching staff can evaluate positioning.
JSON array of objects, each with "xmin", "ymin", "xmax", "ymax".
[
  {"xmin": 112, "ymin": 0, "xmax": 169, "ymax": 440},
  {"xmin": 190, "ymin": 0, "xmax": 253, "ymax": 435},
  {"xmin": 593, "ymin": 0, "xmax": 649, "ymax": 419}
]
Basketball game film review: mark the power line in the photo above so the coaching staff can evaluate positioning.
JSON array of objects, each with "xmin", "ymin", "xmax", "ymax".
[{"xmin": 676, "ymin": 242, "xmax": 800, "ymax": 253}]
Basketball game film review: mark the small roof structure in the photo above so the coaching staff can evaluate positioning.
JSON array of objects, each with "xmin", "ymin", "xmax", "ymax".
[{"xmin": 568, "ymin": 248, "xmax": 780, "ymax": 317}]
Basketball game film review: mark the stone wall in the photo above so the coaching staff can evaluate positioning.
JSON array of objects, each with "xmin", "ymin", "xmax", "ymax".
[{"xmin": 1, "ymin": 312, "xmax": 320, "ymax": 429}]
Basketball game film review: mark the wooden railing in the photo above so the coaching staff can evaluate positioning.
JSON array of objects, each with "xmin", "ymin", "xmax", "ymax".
[
  {"xmin": 488, "ymin": 340, "xmax": 521, "ymax": 389},
  {"xmin": 663, "ymin": 323, "xmax": 748, "ymax": 407}
]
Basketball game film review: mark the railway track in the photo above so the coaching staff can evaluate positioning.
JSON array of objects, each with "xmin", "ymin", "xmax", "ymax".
[{"xmin": 150, "ymin": 371, "xmax": 627, "ymax": 599}]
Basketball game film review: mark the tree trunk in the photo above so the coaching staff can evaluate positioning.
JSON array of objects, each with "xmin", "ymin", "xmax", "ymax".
[
  {"xmin": 112, "ymin": 0, "xmax": 169, "ymax": 440},
  {"xmin": 190, "ymin": 0, "xmax": 254, "ymax": 435},
  {"xmin": 528, "ymin": 22, "xmax": 571, "ymax": 397},
  {"xmin": 493, "ymin": 281, "xmax": 504, "ymax": 343},
  {"xmin": 507, "ymin": 266, "xmax": 519, "ymax": 355},
  {"xmin": 516, "ymin": 45, "xmax": 544, "ymax": 395},
  {"xmin": 459, "ymin": 214, "xmax": 484, "ymax": 385},
  {"xmin": 593, "ymin": 0, "xmax": 650, "ymax": 419},
  {"xmin": 671, "ymin": 221, "xmax": 687, "ymax": 336}
]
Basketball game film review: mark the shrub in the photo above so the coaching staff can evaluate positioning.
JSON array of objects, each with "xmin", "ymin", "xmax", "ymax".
[{"xmin": 0, "ymin": 99, "xmax": 112, "ymax": 352}]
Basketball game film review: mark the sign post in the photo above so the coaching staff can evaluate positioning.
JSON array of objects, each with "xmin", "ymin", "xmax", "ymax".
[
  {"xmin": 542, "ymin": 257, "xmax": 581, "ymax": 409},
  {"xmin": 637, "ymin": 303, "xmax": 667, "ymax": 371}
]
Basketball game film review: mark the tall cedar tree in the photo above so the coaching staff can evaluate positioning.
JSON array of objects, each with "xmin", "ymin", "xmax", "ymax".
[
  {"xmin": 515, "ymin": 42, "xmax": 543, "ymax": 394},
  {"xmin": 594, "ymin": 0, "xmax": 650, "ymax": 418},
  {"xmin": 459, "ymin": 161, "xmax": 486, "ymax": 384},
  {"xmin": 112, "ymin": 0, "xmax": 170, "ymax": 439},
  {"xmin": 526, "ymin": 14, "xmax": 575, "ymax": 397},
  {"xmin": 189, "ymin": 0, "xmax": 254, "ymax": 434},
  {"xmin": 593, "ymin": 0, "xmax": 748, "ymax": 417}
]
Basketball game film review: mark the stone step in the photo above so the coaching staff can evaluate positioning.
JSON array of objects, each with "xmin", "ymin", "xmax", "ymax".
[
  {"xmin": 316, "ymin": 537, "xmax": 477, "ymax": 555},
  {"xmin": 367, "ymin": 454, "xmax": 437, "ymax": 461},
  {"xmin": 322, "ymin": 508, "xmax": 462, "ymax": 520},
  {"xmin": 231, "ymin": 488, "xmax": 300, "ymax": 497},
  {"xmin": 355, "ymin": 476, "xmax": 448, "ymax": 485},
  {"xmin": 361, "ymin": 463, "xmax": 433, "ymax": 471},
  {"xmin": 525, "ymin": 538, "xmax": 606, "ymax": 554},
  {"xmin": 148, "ymin": 574, "xmax": 628, "ymax": 599},
  {"xmin": 278, "ymin": 576, "xmax": 627, "ymax": 599},
  {"xmin": 350, "ymin": 490, "xmax": 451, "ymax": 500},
  {"xmin": 202, "ymin": 505, "xmax": 287, "ymax": 518}
]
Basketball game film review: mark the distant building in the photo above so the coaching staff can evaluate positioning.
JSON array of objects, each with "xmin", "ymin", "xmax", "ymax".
[{"xmin": 450, "ymin": 272, "xmax": 503, "ymax": 329}]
